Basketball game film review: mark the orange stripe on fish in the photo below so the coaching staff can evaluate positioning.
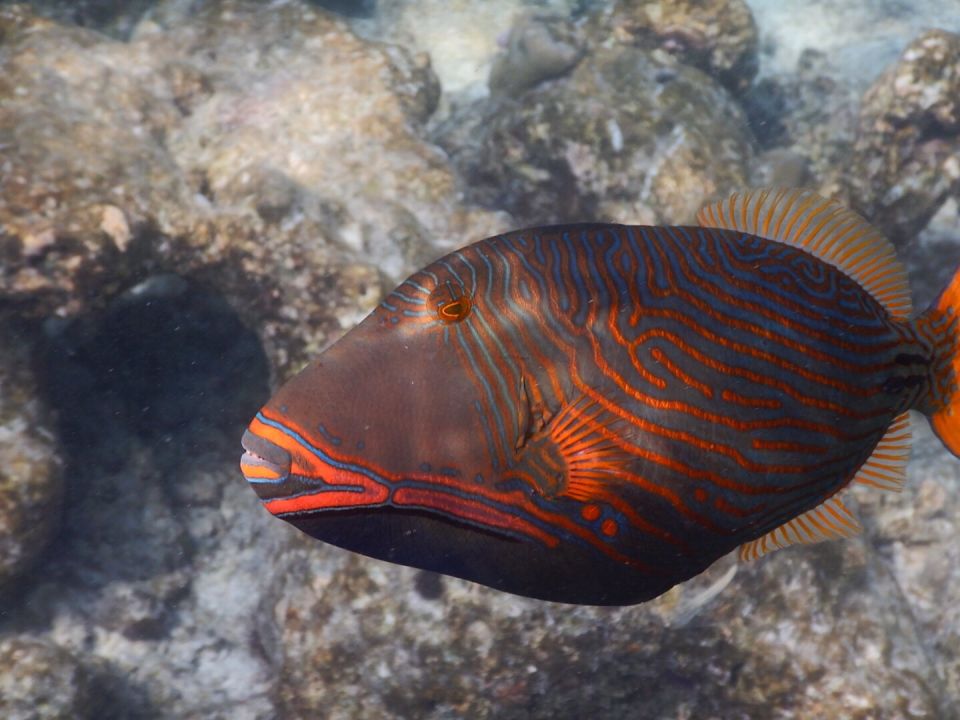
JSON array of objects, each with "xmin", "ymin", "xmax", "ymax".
[{"xmin": 240, "ymin": 189, "xmax": 960, "ymax": 606}]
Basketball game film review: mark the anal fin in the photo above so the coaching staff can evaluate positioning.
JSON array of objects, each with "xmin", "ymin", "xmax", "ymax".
[
  {"xmin": 739, "ymin": 412, "xmax": 911, "ymax": 562},
  {"xmin": 739, "ymin": 496, "xmax": 862, "ymax": 561},
  {"xmin": 853, "ymin": 412, "xmax": 910, "ymax": 492}
]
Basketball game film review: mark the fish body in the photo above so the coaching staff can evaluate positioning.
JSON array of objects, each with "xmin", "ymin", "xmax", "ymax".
[{"xmin": 242, "ymin": 189, "xmax": 960, "ymax": 605}]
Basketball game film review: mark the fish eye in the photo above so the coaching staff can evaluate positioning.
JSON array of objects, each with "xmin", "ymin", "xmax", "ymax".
[
  {"xmin": 429, "ymin": 283, "xmax": 472, "ymax": 323},
  {"xmin": 438, "ymin": 298, "xmax": 471, "ymax": 322}
]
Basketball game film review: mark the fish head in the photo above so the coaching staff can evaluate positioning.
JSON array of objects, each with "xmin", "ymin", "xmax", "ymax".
[
  {"xmin": 241, "ymin": 250, "xmax": 554, "ymax": 595},
  {"xmin": 241, "ymin": 238, "xmax": 679, "ymax": 604},
  {"xmin": 241, "ymin": 281, "xmax": 495, "ymax": 509}
]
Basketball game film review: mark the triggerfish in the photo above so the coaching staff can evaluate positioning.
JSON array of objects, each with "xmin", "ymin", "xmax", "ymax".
[{"xmin": 241, "ymin": 189, "xmax": 960, "ymax": 605}]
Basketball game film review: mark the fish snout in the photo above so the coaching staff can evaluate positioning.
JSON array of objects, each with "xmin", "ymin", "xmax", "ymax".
[{"xmin": 240, "ymin": 428, "xmax": 292, "ymax": 488}]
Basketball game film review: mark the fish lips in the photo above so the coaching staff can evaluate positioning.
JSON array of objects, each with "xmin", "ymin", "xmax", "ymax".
[{"xmin": 240, "ymin": 428, "xmax": 292, "ymax": 487}]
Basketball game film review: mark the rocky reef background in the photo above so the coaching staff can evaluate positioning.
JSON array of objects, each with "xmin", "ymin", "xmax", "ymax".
[{"xmin": 1, "ymin": 1, "xmax": 960, "ymax": 718}]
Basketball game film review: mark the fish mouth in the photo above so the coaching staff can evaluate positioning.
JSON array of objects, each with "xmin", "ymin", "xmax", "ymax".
[{"xmin": 240, "ymin": 428, "xmax": 291, "ymax": 484}]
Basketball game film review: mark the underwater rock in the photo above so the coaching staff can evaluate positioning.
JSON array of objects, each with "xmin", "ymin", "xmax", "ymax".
[
  {"xmin": 0, "ymin": 4, "xmax": 192, "ymax": 318},
  {"xmin": 355, "ymin": 0, "xmax": 539, "ymax": 99},
  {"xmin": 860, "ymin": 410, "xmax": 960, "ymax": 709},
  {"xmin": 0, "ymin": 1, "xmax": 505, "ymax": 375},
  {"xmin": 0, "ymin": 637, "xmax": 98, "ymax": 720},
  {"xmin": 438, "ymin": 44, "xmax": 752, "ymax": 226},
  {"xmin": 0, "ymin": 2, "xmax": 959, "ymax": 719},
  {"xmin": 738, "ymin": 48, "xmax": 862, "ymax": 199},
  {"xmin": 749, "ymin": 0, "xmax": 960, "ymax": 90},
  {"xmin": 259, "ymin": 504, "xmax": 946, "ymax": 718},
  {"xmin": 846, "ymin": 29, "xmax": 960, "ymax": 244},
  {"xmin": 0, "ymin": 0, "xmax": 154, "ymax": 39},
  {"xmin": 750, "ymin": 148, "xmax": 811, "ymax": 188},
  {"xmin": 592, "ymin": 0, "xmax": 759, "ymax": 94},
  {"xmin": 162, "ymin": 0, "xmax": 457, "ymax": 278},
  {"xmin": 488, "ymin": 12, "xmax": 584, "ymax": 98},
  {"xmin": 0, "ymin": 325, "xmax": 62, "ymax": 594},
  {"xmin": 161, "ymin": 0, "xmax": 506, "ymax": 366},
  {"xmin": 15, "ymin": 281, "xmax": 278, "ymax": 717}
]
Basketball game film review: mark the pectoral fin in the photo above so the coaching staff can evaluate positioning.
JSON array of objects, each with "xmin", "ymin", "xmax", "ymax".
[{"xmin": 509, "ymin": 394, "xmax": 631, "ymax": 501}]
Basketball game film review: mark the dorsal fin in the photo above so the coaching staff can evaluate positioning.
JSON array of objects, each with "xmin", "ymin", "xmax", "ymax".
[
  {"xmin": 739, "ymin": 495, "xmax": 862, "ymax": 562},
  {"xmin": 697, "ymin": 188, "xmax": 912, "ymax": 319}
]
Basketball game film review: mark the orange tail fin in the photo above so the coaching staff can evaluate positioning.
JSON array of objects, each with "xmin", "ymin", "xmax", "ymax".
[{"xmin": 919, "ymin": 266, "xmax": 960, "ymax": 457}]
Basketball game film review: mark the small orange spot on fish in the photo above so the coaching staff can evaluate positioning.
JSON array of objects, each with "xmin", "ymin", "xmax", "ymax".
[{"xmin": 581, "ymin": 504, "xmax": 602, "ymax": 521}]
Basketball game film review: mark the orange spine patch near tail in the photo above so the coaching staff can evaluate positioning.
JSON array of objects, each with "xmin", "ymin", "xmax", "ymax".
[{"xmin": 921, "ymin": 266, "xmax": 960, "ymax": 458}]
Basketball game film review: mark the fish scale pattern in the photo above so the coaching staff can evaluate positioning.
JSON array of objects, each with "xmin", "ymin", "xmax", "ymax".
[
  {"xmin": 244, "ymin": 185, "xmax": 960, "ymax": 604},
  {"xmin": 377, "ymin": 224, "xmax": 925, "ymax": 564}
]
